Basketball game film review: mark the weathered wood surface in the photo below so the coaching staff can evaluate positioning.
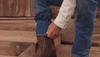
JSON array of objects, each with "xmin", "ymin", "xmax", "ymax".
[
  {"xmin": 0, "ymin": 19, "xmax": 35, "ymax": 31},
  {"xmin": 0, "ymin": 0, "xmax": 35, "ymax": 17},
  {"xmin": 56, "ymin": 44, "xmax": 100, "ymax": 57},
  {"xmin": 0, "ymin": 30, "xmax": 61, "ymax": 46},
  {"xmin": 0, "ymin": 0, "xmax": 3, "ymax": 16},
  {"xmin": 3, "ymin": 0, "xmax": 17, "ymax": 16},
  {"xmin": 0, "ymin": 30, "xmax": 37, "ymax": 43},
  {"xmin": 0, "ymin": 17, "xmax": 34, "ymax": 20},
  {"xmin": 0, "ymin": 55, "xmax": 17, "ymax": 57},
  {"xmin": 0, "ymin": 41, "xmax": 31, "ymax": 56},
  {"xmin": 0, "ymin": 30, "xmax": 61, "ymax": 56},
  {"xmin": 18, "ymin": 44, "xmax": 100, "ymax": 57},
  {"xmin": 18, "ymin": 44, "xmax": 35, "ymax": 57},
  {"xmin": 1, "ymin": 0, "xmax": 100, "ymax": 18},
  {"xmin": 0, "ymin": 44, "xmax": 100, "ymax": 57}
]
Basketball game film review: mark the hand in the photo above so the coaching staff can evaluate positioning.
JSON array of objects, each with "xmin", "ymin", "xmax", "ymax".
[{"xmin": 47, "ymin": 22, "xmax": 61, "ymax": 39}]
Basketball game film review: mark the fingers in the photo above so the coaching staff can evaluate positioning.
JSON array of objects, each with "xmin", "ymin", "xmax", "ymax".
[
  {"xmin": 47, "ymin": 22, "xmax": 61, "ymax": 39},
  {"xmin": 47, "ymin": 32, "xmax": 54, "ymax": 38},
  {"xmin": 49, "ymin": 32, "xmax": 55, "ymax": 38},
  {"xmin": 47, "ymin": 32, "xmax": 52, "ymax": 38},
  {"xmin": 47, "ymin": 27, "xmax": 53, "ymax": 38},
  {"xmin": 51, "ymin": 33, "xmax": 58, "ymax": 38},
  {"xmin": 47, "ymin": 29, "xmax": 59, "ymax": 38}
]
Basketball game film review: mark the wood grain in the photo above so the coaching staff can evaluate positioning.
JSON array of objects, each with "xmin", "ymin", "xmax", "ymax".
[
  {"xmin": 0, "ymin": 30, "xmax": 37, "ymax": 43},
  {"xmin": 0, "ymin": 41, "xmax": 31, "ymax": 56},
  {"xmin": 0, "ymin": 19, "xmax": 36, "ymax": 31},
  {"xmin": 0, "ymin": 0, "xmax": 3, "ymax": 16},
  {"xmin": 0, "ymin": 55, "xmax": 17, "ymax": 57},
  {"xmin": 18, "ymin": 44, "xmax": 35, "ymax": 57},
  {"xmin": 56, "ymin": 45, "xmax": 100, "ymax": 57},
  {"xmin": 0, "ymin": 0, "xmax": 35, "ymax": 17},
  {"xmin": 3, "ymin": 0, "xmax": 17, "ymax": 16}
]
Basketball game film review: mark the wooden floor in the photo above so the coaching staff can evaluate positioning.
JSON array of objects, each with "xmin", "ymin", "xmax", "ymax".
[
  {"xmin": 56, "ymin": 45, "xmax": 100, "ymax": 57},
  {"xmin": 0, "ymin": 30, "xmax": 100, "ymax": 57},
  {"xmin": 21, "ymin": 44, "xmax": 100, "ymax": 57}
]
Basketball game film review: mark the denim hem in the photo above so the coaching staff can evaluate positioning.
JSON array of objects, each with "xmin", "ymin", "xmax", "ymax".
[
  {"xmin": 72, "ymin": 53, "xmax": 88, "ymax": 57},
  {"xmin": 36, "ymin": 34, "xmax": 47, "ymax": 36},
  {"xmin": 71, "ymin": 53, "xmax": 80, "ymax": 57}
]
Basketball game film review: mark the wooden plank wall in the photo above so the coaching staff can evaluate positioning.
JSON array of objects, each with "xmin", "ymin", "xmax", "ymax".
[
  {"xmin": 0, "ymin": 0, "xmax": 35, "ymax": 17},
  {"xmin": 0, "ymin": 0, "xmax": 59, "ymax": 17},
  {"xmin": 0, "ymin": 0, "xmax": 99, "ymax": 17},
  {"xmin": 0, "ymin": 0, "xmax": 35, "ymax": 31}
]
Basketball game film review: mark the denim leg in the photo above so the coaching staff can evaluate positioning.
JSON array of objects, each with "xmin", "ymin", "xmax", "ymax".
[
  {"xmin": 98, "ymin": 0, "xmax": 100, "ymax": 7},
  {"xmin": 50, "ymin": 0, "xmax": 63, "ymax": 6},
  {"xmin": 34, "ymin": 0, "xmax": 63, "ymax": 36},
  {"xmin": 71, "ymin": 0, "xmax": 99, "ymax": 57}
]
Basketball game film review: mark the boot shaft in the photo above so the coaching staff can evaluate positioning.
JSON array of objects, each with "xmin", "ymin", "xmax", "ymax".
[
  {"xmin": 34, "ymin": 36, "xmax": 57, "ymax": 57},
  {"xmin": 37, "ymin": 36, "xmax": 55, "ymax": 50}
]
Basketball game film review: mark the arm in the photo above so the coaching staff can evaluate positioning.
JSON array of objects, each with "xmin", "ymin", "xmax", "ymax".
[
  {"xmin": 47, "ymin": 0, "xmax": 76, "ymax": 38},
  {"xmin": 54, "ymin": 0, "xmax": 76, "ymax": 28}
]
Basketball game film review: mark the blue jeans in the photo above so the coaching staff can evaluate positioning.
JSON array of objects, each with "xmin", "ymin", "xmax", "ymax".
[
  {"xmin": 34, "ymin": 0, "xmax": 63, "ymax": 36},
  {"xmin": 72, "ymin": 0, "xmax": 99, "ymax": 57},
  {"xmin": 34, "ymin": 0, "xmax": 100, "ymax": 57}
]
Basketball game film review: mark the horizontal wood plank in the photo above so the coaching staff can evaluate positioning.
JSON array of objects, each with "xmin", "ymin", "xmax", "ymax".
[
  {"xmin": 56, "ymin": 44, "xmax": 100, "ymax": 57},
  {"xmin": 0, "ymin": 30, "xmax": 61, "ymax": 46},
  {"xmin": 0, "ymin": 55, "xmax": 17, "ymax": 57},
  {"xmin": 0, "ymin": 30, "xmax": 37, "ymax": 43},
  {"xmin": 0, "ymin": 17, "xmax": 34, "ymax": 20},
  {"xmin": 0, "ymin": 20, "xmax": 36, "ymax": 31}
]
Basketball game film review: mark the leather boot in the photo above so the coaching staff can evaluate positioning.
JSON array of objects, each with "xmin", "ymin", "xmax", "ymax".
[{"xmin": 33, "ymin": 36, "xmax": 57, "ymax": 57}]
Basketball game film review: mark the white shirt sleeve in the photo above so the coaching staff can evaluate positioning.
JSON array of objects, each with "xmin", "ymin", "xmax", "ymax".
[{"xmin": 54, "ymin": 0, "xmax": 76, "ymax": 28}]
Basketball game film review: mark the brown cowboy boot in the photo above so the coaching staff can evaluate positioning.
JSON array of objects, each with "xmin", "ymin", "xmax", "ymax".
[{"xmin": 33, "ymin": 36, "xmax": 57, "ymax": 57}]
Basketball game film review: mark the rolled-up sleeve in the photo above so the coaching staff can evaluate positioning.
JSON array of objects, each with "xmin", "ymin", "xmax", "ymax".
[{"xmin": 54, "ymin": 0, "xmax": 76, "ymax": 28}]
